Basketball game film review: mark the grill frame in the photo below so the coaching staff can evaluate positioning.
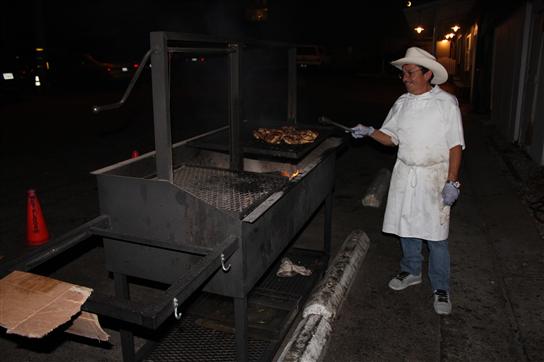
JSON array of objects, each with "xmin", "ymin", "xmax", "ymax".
[
  {"xmin": 85, "ymin": 139, "xmax": 339, "ymax": 362},
  {"xmin": 92, "ymin": 143, "xmax": 337, "ymax": 297},
  {"xmin": 149, "ymin": 32, "xmax": 298, "ymax": 178},
  {"xmin": 86, "ymin": 31, "xmax": 342, "ymax": 362}
]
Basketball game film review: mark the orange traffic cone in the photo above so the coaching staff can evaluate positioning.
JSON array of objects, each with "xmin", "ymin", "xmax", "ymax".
[
  {"xmin": 26, "ymin": 189, "xmax": 50, "ymax": 245},
  {"xmin": 131, "ymin": 150, "xmax": 140, "ymax": 158}
]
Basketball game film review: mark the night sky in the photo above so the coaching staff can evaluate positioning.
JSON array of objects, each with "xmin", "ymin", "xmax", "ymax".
[{"xmin": 1, "ymin": 0, "xmax": 411, "ymax": 60}]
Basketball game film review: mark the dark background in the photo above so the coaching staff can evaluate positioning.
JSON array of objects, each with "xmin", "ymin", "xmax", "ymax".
[{"xmin": 1, "ymin": 0, "xmax": 412, "ymax": 62}]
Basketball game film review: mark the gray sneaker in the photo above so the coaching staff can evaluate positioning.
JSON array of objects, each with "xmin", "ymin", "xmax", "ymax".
[
  {"xmin": 433, "ymin": 289, "xmax": 452, "ymax": 315},
  {"xmin": 388, "ymin": 271, "xmax": 422, "ymax": 291}
]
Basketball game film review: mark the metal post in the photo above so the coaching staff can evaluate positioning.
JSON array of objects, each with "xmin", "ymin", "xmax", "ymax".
[
  {"xmin": 114, "ymin": 273, "xmax": 135, "ymax": 362},
  {"xmin": 150, "ymin": 32, "xmax": 173, "ymax": 182},
  {"xmin": 234, "ymin": 296, "xmax": 248, "ymax": 362},
  {"xmin": 288, "ymin": 47, "xmax": 297, "ymax": 123},
  {"xmin": 228, "ymin": 43, "xmax": 242, "ymax": 171}
]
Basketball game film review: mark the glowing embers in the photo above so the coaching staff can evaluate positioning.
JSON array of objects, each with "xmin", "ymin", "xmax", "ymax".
[{"xmin": 280, "ymin": 168, "xmax": 302, "ymax": 181}]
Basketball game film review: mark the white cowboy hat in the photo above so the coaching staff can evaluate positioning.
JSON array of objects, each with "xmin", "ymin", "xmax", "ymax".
[{"xmin": 391, "ymin": 47, "xmax": 448, "ymax": 85}]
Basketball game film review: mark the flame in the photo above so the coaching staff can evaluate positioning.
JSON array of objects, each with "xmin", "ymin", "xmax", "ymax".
[{"xmin": 281, "ymin": 169, "xmax": 301, "ymax": 180}]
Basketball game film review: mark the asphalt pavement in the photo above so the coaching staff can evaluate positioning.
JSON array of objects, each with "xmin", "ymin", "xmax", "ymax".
[{"xmin": 1, "ymin": 74, "xmax": 543, "ymax": 361}]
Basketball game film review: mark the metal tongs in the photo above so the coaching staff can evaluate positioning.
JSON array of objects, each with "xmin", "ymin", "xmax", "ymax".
[{"xmin": 318, "ymin": 116, "xmax": 352, "ymax": 133}]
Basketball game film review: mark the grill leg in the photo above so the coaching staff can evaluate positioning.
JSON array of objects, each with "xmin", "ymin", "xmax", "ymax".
[
  {"xmin": 234, "ymin": 296, "xmax": 248, "ymax": 362},
  {"xmin": 324, "ymin": 191, "xmax": 333, "ymax": 259},
  {"xmin": 115, "ymin": 273, "xmax": 136, "ymax": 362}
]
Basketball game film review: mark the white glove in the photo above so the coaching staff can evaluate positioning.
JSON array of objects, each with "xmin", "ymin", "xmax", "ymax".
[
  {"xmin": 351, "ymin": 124, "xmax": 374, "ymax": 138},
  {"xmin": 442, "ymin": 181, "xmax": 460, "ymax": 206}
]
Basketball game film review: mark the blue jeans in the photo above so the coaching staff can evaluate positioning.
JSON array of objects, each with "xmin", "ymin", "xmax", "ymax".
[{"xmin": 399, "ymin": 237, "xmax": 450, "ymax": 291}]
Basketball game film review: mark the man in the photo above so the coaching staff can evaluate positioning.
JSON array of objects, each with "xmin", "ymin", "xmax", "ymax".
[{"xmin": 351, "ymin": 47, "xmax": 465, "ymax": 315}]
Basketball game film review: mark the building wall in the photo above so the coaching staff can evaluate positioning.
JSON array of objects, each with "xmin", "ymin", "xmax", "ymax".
[
  {"xmin": 436, "ymin": 39, "xmax": 455, "ymax": 76},
  {"xmin": 519, "ymin": 0, "xmax": 544, "ymax": 165},
  {"xmin": 490, "ymin": 4, "xmax": 527, "ymax": 143}
]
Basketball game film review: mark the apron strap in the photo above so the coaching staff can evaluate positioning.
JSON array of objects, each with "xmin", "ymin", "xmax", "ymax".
[{"xmin": 408, "ymin": 167, "xmax": 417, "ymax": 188}]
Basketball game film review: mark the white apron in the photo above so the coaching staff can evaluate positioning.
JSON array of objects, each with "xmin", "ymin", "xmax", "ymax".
[{"xmin": 380, "ymin": 86, "xmax": 465, "ymax": 241}]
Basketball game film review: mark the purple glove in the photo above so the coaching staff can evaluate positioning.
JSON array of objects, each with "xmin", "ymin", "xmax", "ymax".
[
  {"xmin": 351, "ymin": 124, "xmax": 374, "ymax": 139},
  {"xmin": 442, "ymin": 181, "xmax": 460, "ymax": 206}
]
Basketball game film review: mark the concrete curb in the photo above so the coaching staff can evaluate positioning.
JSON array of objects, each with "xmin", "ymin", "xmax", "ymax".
[
  {"xmin": 277, "ymin": 230, "xmax": 370, "ymax": 361},
  {"xmin": 362, "ymin": 168, "xmax": 391, "ymax": 208}
]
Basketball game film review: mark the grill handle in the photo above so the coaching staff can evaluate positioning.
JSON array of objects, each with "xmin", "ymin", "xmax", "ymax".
[
  {"xmin": 92, "ymin": 49, "xmax": 153, "ymax": 114},
  {"xmin": 0, "ymin": 215, "xmax": 110, "ymax": 278},
  {"xmin": 83, "ymin": 236, "xmax": 239, "ymax": 329}
]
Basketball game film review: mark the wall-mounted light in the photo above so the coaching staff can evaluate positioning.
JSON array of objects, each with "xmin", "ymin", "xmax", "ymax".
[
  {"xmin": 451, "ymin": 25, "xmax": 460, "ymax": 32},
  {"xmin": 445, "ymin": 33, "xmax": 455, "ymax": 39},
  {"xmin": 414, "ymin": 26, "xmax": 424, "ymax": 34}
]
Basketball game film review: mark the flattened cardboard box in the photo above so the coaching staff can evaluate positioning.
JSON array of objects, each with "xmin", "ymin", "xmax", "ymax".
[{"xmin": 0, "ymin": 271, "xmax": 109, "ymax": 341}]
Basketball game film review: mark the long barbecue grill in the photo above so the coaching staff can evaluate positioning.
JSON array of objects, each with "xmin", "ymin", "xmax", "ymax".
[{"xmin": 0, "ymin": 32, "xmax": 344, "ymax": 361}]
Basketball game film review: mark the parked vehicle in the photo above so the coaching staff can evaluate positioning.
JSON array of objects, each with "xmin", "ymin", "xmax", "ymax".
[{"xmin": 296, "ymin": 46, "xmax": 331, "ymax": 68}]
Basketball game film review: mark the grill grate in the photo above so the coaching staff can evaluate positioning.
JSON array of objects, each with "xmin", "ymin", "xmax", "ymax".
[
  {"xmin": 173, "ymin": 165, "xmax": 287, "ymax": 218},
  {"xmin": 144, "ymin": 315, "xmax": 272, "ymax": 362}
]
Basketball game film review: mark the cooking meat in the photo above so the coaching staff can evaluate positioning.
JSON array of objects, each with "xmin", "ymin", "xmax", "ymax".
[
  {"xmin": 253, "ymin": 128, "xmax": 284, "ymax": 144},
  {"xmin": 253, "ymin": 126, "xmax": 319, "ymax": 145}
]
